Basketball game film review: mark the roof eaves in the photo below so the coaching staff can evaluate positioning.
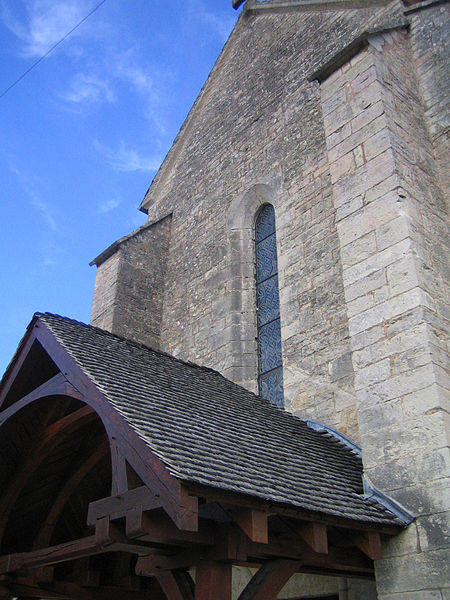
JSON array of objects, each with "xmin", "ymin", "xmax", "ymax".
[{"xmin": 363, "ymin": 476, "xmax": 415, "ymax": 525}]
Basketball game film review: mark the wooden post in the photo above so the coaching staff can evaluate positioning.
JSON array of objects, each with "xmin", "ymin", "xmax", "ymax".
[{"xmin": 195, "ymin": 561, "xmax": 232, "ymax": 600}]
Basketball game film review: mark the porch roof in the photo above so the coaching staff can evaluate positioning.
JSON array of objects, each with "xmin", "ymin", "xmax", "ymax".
[{"xmin": 4, "ymin": 312, "xmax": 402, "ymax": 528}]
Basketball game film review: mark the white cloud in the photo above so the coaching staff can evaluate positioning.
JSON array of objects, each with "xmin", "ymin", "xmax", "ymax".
[
  {"xmin": 114, "ymin": 52, "xmax": 168, "ymax": 131},
  {"xmin": 117, "ymin": 62, "xmax": 154, "ymax": 95},
  {"xmin": 8, "ymin": 163, "xmax": 58, "ymax": 230},
  {"xmin": 94, "ymin": 140, "xmax": 162, "ymax": 173},
  {"xmin": 61, "ymin": 72, "xmax": 115, "ymax": 104},
  {"xmin": 1, "ymin": 0, "xmax": 96, "ymax": 58},
  {"xmin": 97, "ymin": 197, "xmax": 120, "ymax": 214},
  {"xmin": 30, "ymin": 196, "xmax": 58, "ymax": 230}
]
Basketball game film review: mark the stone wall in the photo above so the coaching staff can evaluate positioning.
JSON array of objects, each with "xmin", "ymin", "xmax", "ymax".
[
  {"xmin": 90, "ymin": 1, "xmax": 449, "ymax": 597},
  {"xmin": 139, "ymin": 1, "xmax": 405, "ymax": 442},
  {"xmin": 319, "ymin": 17, "xmax": 449, "ymax": 600},
  {"xmin": 91, "ymin": 215, "xmax": 172, "ymax": 349}
]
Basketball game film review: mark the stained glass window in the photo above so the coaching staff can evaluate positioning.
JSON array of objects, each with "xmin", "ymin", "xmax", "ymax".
[{"xmin": 255, "ymin": 204, "xmax": 284, "ymax": 407}]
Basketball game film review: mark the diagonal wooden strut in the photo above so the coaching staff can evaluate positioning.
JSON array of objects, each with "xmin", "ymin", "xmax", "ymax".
[
  {"xmin": 154, "ymin": 570, "xmax": 195, "ymax": 600},
  {"xmin": 238, "ymin": 559, "xmax": 302, "ymax": 600}
]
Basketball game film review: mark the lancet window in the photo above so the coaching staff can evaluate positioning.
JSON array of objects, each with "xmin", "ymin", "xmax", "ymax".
[{"xmin": 255, "ymin": 204, "xmax": 284, "ymax": 408}]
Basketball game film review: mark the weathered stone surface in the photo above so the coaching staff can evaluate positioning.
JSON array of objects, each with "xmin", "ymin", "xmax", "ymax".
[
  {"xmin": 375, "ymin": 548, "xmax": 450, "ymax": 594},
  {"xmin": 91, "ymin": 215, "xmax": 172, "ymax": 350},
  {"xmin": 320, "ymin": 21, "xmax": 449, "ymax": 600},
  {"xmin": 90, "ymin": 3, "xmax": 449, "ymax": 597}
]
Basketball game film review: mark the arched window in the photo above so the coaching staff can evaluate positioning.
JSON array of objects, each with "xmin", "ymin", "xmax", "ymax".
[{"xmin": 255, "ymin": 204, "xmax": 284, "ymax": 407}]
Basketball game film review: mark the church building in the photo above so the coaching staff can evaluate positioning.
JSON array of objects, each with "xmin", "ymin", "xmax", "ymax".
[{"xmin": 0, "ymin": 0, "xmax": 448, "ymax": 598}]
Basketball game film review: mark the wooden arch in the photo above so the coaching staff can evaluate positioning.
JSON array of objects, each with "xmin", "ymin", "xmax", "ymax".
[{"xmin": 0, "ymin": 317, "xmax": 398, "ymax": 600}]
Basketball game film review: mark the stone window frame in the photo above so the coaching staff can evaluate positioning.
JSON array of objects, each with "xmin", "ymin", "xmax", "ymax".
[
  {"xmin": 226, "ymin": 182, "xmax": 284, "ymax": 398},
  {"xmin": 254, "ymin": 203, "xmax": 284, "ymax": 407}
]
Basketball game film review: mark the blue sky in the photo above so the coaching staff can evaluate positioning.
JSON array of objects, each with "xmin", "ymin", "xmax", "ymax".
[{"xmin": 0, "ymin": 0, "xmax": 240, "ymax": 374}]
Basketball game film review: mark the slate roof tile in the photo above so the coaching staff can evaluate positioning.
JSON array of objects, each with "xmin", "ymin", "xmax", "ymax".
[{"xmin": 30, "ymin": 313, "xmax": 403, "ymax": 526}]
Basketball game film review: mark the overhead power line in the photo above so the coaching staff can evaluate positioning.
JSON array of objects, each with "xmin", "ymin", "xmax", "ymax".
[{"xmin": 0, "ymin": 0, "xmax": 108, "ymax": 100}]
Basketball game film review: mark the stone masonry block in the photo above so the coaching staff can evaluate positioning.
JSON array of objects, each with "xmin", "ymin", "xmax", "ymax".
[
  {"xmin": 376, "ymin": 214, "xmax": 411, "ymax": 252},
  {"xmin": 335, "ymin": 194, "xmax": 364, "ymax": 222},
  {"xmin": 352, "ymin": 322, "xmax": 428, "ymax": 369},
  {"xmin": 350, "ymin": 324, "xmax": 384, "ymax": 351},
  {"xmin": 348, "ymin": 287, "xmax": 424, "ymax": 336},
  {"xmin": 340, "ymin": 230, "xmax": 377, "ymax": 268},
  {"xmin": 346, "ymin": 293, "xmax": 376, "ymax": 319},
  {"xmin": 387, "ymin": 254, "xmax": 419, "ymax": 297},
  {"xmin": 323, "ymin": 102, "xmax": 354, "ymax": 135},
  {"xmin": 375, "ymin": 548, "xmax": 450, "ymax": 594},
  {"xmin": 380, "ymin": 521, "xmax": 420, "ymax": 559},
  {"xmin": 330, "ymin": 150, "xmax": 356, "ymax": 183},
  {"xmin": 354, "ymin": 358, "xmax": 391, "ymax": 390},
  {"xmin": 345, "ymin": 268, "xmax": 387, "ymax": 303},
  {"xmin": 379, "ymin": 590, "xmax": 443, "ymax": 600},
  {"xmin": 360, "ymin": 412, "xmax": 449, "ymax": 471},
  {"xmin": 364, "ymin": 127, "xmax": 392, "ymax": 162},
  {"xmin": 391, "ymin": 343, "xmax": 432, "ymax": 375},
  {"xmin": 351, "ymin": 99, "xmax": 384, "ymax": 133},
  {"xmin": 343, "ymin": 238, "xmax": 411, "ymax": 287},
  {"xmin": 320, "ymin": 50, "xmax": 374, "ymax": 102},
  {"xmin": 337, "ymin": 190, "xmax": 402, "ymax": 249},
  {"xmin": 328, "ymin": 114, "xmax": 385, "ymax": 163},
  {"xmin": 329, "ymin": 351, "xmax": 353, "ymax": 382},
  {"xmin": 356, "ymin": 362, "xmax": 437, "ymax": 408},
  {"xmin": 402, "ymin": 383, "xmax": 450, "ymax": 418}
]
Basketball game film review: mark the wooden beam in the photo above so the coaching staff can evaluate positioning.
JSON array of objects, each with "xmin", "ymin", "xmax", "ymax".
[
  {"xmin": 0, "ymin": 524, "xmax": 155, "ymax": 576},
  {"xmin": 245, "ymin": 535, "xmax": 373, "ymax": 574},
  {"xmin": 155, "ymin": 571, "xmax": 194, "ymax": 600},
  {"xmin": 34, "ymin": 323, "xmax": 199, "ymax": 530},
  {"xmin": 0, "ymin": 372, "xmax": 83, "ymax": 426},
  {"xmin": 234, "ymin": 509, "xmax": 268, "ymax": 543},
  {"xmin": 126, "ymin": 506, "xmax": 214, "ymax": 547},
  {"xmin": 42, "ymin": 405, "xmax": 95, "ymax": 443},
  {"xmin": 87, "ymin": 486, "xmax": 164, "ymax": 526},
  {"xmin": 136, "ymin": 550, "xmax": 207, "ymax": 575},
  {"xmin": 238, "ymin": 559, "xmax": 301, "ymax": 600},
  {"xmin": 0, "ymin": 330, "xmax": 38, "ymax": 409},
  {"xmin": 110, "ymin": 442, "xmax": 128, "ymax": 496},
  {"xmin": 114, "ymin": 433, "xmax": 199, "ymax": 532},
  {"xmin": 353, "ymin": 531, "xmax": 383, "ymax": 560},
  {"xmin": 195, "ymin": 560, "xmax": 232, "ymax": 600},
  {"xmin": 94, "ymin": 519, "xmax": 158, "ymax": 556},
  {"xmin": 297, "ymin": 522, "xmax": 328, "ymax": 554},
  {"xmin": 213, "ymin": 524, "xmax": 247, "ymax": 562},
  {"xmin": 1, "ymin": 577, "xmax": 71, "ymax": 599},
  {"xmin": 50, "ymin": 581, "xmax": 167, "ymax": 600},
  {"xmin": 12, "ymin": 322, "xmax": 199, "ymax": 535},
  {"xmin": 33, "ymin": 440, "xmax": 108, "ymax": 550},
  {"xmin": 0, "ymin": 536, "xmax": 103, "ymax": 574}
]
